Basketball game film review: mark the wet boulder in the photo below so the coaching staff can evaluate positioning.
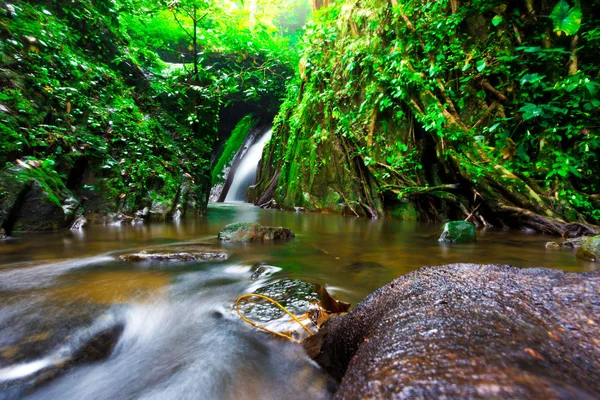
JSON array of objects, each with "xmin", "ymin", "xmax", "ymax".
[
  {"xmin": 119, "ymin": 245, "xmax": 229, "ymax": 262},
  {"xmin": 218, "ymin": 222, "xmax": 295, "ymax": 242},
  {"xmin": 576, "ymin": 235, "xmax": 600, "ymax": 262},
  {"xmin": 304, "ymin": 264, "xmax": 600, "ymax": 399},
  {"xmin": 0, "ymin": 164, "xmax": 78, "ymax": 234},
  {"xmin": 439, "ymin": 221, "xmax": 476, "ymax": 243}
]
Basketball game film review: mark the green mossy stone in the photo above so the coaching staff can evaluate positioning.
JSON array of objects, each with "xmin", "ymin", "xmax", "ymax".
[
  {"xmin": 0, "ymin": 169, "xmax": 26, "ymax": 226},
  {"xmin": 576, "ymin": 235, "xmax": 600, "ymax": 262},
  {"xmin": 439, "ymin": 221, "xmax": 477, "ymax": 243},
  {"xmin": 218, "ymin": 222, "xmax": 295, "ymax": 242},
  {"xmin": 389, "ymin": 203, "xmax": 419, "ymax": 221}
]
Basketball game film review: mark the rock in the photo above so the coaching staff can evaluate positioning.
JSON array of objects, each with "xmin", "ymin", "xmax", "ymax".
[
  {"xmin": 562, "ymin": 236, "xmax": 591, "ymax": 249},
  {"xmin": 11, "ymin": 180, "xmax": 75, "ymax": 233},
  {"xmin": 70, "ymin": 214, "xmax": 88, "ymax": 230},
  {"xmin": 545, "ymin": 241, "xmax": 560, "ymax": 249},
  {"xmin": 61, "ymin": 196, "xmax": 81, "ymax": 220},
  {"xmin": 119, "ymin": 245, "xmax": 229, "ymax": 262},
  {"xmin": 0, "ymin": 320, "xmax": 124, "ymax": 397},
  {"xmin": 149, "ymin": 199, "xmax": 172, "ymax": 221},
  {"xmin": 303, "ymin": 264, "xmax": 600, "ymax": 398},
  {"xmin": 576, "ymin": 235, "xmax": 600, "ymax": 262},
  {"xmin": 438, "ymin": 221, "xmax": 476, "ymax": 243},
  {"xmin": 250, "ymin": 265, "xmax": 268, "ymax": 280},
  {"xmin": 0, "ymin": 165, "xmax": 77, "ymax": 233},
  {"xmin": 388, "ymin": 202, "xmax": 419, "ymax": 221},
  {"xmin": 218, "ymin": 222, "xmax": 295, "ymax": 242},
  {"xmin": 238, "ymin": 279, "xmax": 350, "ymax": 341}
]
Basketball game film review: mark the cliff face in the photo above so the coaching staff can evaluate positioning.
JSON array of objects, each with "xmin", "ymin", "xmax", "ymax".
[{"xmin": 255, "ymin": 0, "xmax": 600, "ymax": 234}]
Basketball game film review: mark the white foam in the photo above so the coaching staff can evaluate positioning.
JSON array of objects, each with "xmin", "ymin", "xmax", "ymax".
[{"xmin": 0, "ymin": 358, "xmax": 54, "ymax": 381}]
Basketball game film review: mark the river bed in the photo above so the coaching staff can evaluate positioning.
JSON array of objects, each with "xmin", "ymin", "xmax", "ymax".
[{"xmin": 0, "ymin": 203, "xmax": 596, "ymax": 399}]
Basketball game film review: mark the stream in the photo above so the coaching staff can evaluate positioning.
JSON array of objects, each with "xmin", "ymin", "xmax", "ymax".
[{"xmin": 0, "ymin": 203, "xmax": 596, "ymax": 399}]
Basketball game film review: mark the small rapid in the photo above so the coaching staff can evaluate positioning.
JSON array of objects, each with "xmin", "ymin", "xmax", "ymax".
[
  {"xmin": 225, "ymin": 129, "xmax": 272, "ymax": 203},
  {"xmin": 0, "ymin": 262, "xmax": 332, "ymax": 400}
]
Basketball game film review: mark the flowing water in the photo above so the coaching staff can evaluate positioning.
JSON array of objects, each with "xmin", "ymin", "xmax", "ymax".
[
  {"xmin": 0, "ymin": 203, "xmax": 597, "ymax": 399},
  {"xmin": 225, "ymin": 129, "xmax": 272, "ymax": 203}
]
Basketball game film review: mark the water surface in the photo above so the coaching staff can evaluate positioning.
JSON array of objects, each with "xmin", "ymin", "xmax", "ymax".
[{"xmin": 0, "ymin": 203, "xmax": 596, "ymax": 399}]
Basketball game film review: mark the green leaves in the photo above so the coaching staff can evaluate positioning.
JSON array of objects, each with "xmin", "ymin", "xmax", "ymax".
[{"xmin": 549, "ymin": 0, "xmax": 582, "ymax": 36}]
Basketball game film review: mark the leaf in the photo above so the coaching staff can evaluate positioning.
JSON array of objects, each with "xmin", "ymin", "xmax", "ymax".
[
  {"xmin": 520, "ymin": 73, "xmax": 545, "ymax": 85},
  {"xmin": 519, "ymin": 103, "xmax": 544, "ymax": 120},
  {"xmin": 549, "ymin": 0, "xmax": 582, "ymax": 36},
  {"xmin": 492, "ymin": 15, "xmax": 503, "ymax": 26},
  {"xmin": 476, "ymin": 60, "xmax": 486, "ymax": 73}
]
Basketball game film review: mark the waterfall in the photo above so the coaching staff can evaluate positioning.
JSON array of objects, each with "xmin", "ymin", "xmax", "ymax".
[{"xmin": 224, "ymin": 128, "xmax": 272, "ymax": 203}]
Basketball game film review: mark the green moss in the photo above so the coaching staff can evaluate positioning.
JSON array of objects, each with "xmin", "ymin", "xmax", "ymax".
[
  {"xmin": 14, "ymin": 160, "xmax": 68, "ymax": 207},
  {"xmin": 439, "ymin": 221, "xmax": 477, "ymax": 243},
  {"xmin": 389, "ymin": 203, "xmax": 419, "ymax": 221},
  {"xmin": 576, "ymin": 235, "xmax": 600, "ymax": 262}
]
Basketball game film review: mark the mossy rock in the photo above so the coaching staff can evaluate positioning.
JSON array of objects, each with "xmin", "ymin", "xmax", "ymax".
[
  {"xmin": 218, "ymin": 222, "xmax": 295, "ymax": 242},
  {"xmin": 388, "ymin": 203, "xmax": 419, "ymax": 221},
  {"xmin": 576, "ymin": 235, "xmax": 600, "ymax": 262},
  {"xmin": 11, "ymin": 180, "xmax": 74, "ymax": 232},
  {"xmin": 0, "ymin": 164, "xmax": 78, "ymax": 233},
  {"xmin": 0, "ymin": 168, "xmax": 25, "ymax": 228},
  {"xmin": 439, "ymin": 221, "xmax": 476, "ymax": 243},
  {"xmin": 119, "ymin": 245, "xmax": 229, "ymax": 262}
]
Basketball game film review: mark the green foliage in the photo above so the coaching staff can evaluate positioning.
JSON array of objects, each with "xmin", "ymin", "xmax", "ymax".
[
  {"xmin": 212, "ymin": 115, "xmax": 257, "ymax": 184},
  {"xmin": 264, "ymin": 0, "xmax": 599, "ymax": 223},
  {"xmin": 0, "ymin": 0, "xmax": 302, "ymax": 216},
  {"xmin": 550, "ymin": 0, "xmax": 582, "ymax": 36}
]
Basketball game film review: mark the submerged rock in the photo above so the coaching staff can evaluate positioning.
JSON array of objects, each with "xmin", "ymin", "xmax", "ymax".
[
  {"xmin": 0, "ymin": 321, "xmax": 124, "ymax": 397},
  {"xmin": 119, "ymin": 245, "xmax": 229, "ymax": 262},
  {"xmin": 304, "ymin": 264, "xmax": 600, "ymax": 399},
  {"xmin": 576, "ymin": 235, "xmax": 600, "ymax": 262},
  {"xmin": 70, "ymin": 214, "xmax": 88, "ymax": 230},
  {"xmin": 237, "ymin": 279, "xmax": 350, "ymax": 341},
  {"xmin": 218, "ymin": 222, "xmax": 295, "ymax": 242},
  {"xmin": 438, "ymin": 221, "xmax": 476, "ymax": 243}
]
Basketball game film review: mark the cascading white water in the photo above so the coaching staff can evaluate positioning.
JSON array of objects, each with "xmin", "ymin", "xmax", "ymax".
[{"xmin": 224, "ymin": 128, "xmax": 272, "ymax": 203}]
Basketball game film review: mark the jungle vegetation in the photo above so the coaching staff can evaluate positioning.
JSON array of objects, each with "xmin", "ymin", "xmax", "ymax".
[
  {"xmin": 254, "ymin": 0, "xmax": 600, "ymax": 235},
  {"xmin": 0, "ymin": 0, "xmax": 304, "ymax": 225}
]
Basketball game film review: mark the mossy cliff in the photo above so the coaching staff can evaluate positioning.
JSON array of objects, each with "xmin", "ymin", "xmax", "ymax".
[{"xmin": 255, "ymin": 0, "xmax": 600, "ymax": 235}]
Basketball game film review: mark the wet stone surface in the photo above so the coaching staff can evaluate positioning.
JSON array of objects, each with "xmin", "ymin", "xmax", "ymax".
[
  {"xmin": 576, "ymin": 235, "xmax": 600, "ymax": 263},
  {"xmin": 438, "ymin": 221, "xmax": 477, "ymax": 243},
  {"xmin": 218, "ymin": 222, "xmax": 295, "ymax": 242},
  {"xmin": 305, "ymin": 264, "xmax": 600, "ymax": 399},
  {"xmin": 119, "ymin": 245, "xmax": 229, "ymax": 263}
]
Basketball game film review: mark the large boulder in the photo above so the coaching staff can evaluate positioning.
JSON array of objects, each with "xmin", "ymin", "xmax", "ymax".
[
  {"xmin": 439, "ymin": 221, "xmax": 476, "ymax": 243},
  {"xmin": 218, "ymin": 222, "xmax": 295, "ymax": 242},
  {"xmin": 577, "ymin": 235, "xmax": 600, "ymax": 262},
  {"xmin": 304, "ymin": 264, "xmax": 600, "ymax": 399},
  {"xmin": 0, "ymin": 165, "xmax": 78, "ymax": 234}
]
